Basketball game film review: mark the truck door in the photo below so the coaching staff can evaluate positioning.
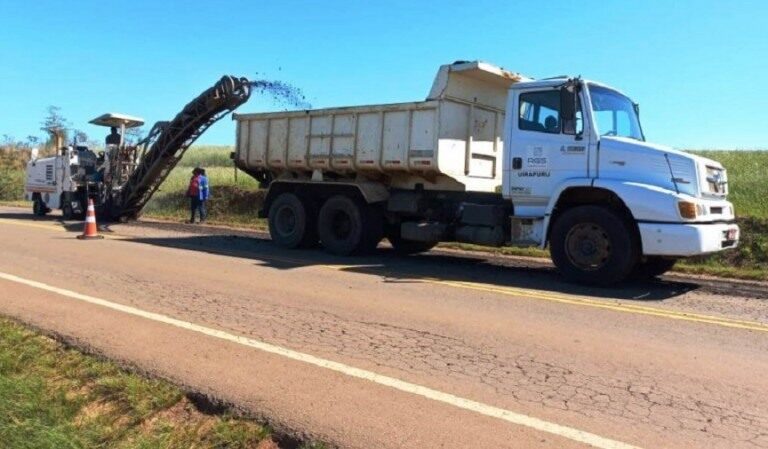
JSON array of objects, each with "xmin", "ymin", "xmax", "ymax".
[{"xmin": 505, "ymin": 85, "xmax": 589, "ymax": 216}]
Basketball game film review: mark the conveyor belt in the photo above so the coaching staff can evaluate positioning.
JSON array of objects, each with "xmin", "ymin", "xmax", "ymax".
[{"xmin": 110, "ymin": 76, "xmax": 251, "ymax": 220}]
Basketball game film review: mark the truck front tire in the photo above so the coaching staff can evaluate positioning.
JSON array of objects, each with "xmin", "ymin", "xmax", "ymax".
[
  {"xmin": 268, "ymin": 193, "xmax": 316, "ymax": 249},
  {"xmin": 550, "ymin": 205, "xmax": 639, "ymax": 285},
  {"xmin": 318, "ymin": 195, "xmax": 382, "ymax": 256}
]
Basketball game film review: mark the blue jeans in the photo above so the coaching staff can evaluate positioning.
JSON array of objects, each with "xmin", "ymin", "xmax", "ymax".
[{"xmin": 190, "ymin": 197, "xmax": 207, "ymax": 222}]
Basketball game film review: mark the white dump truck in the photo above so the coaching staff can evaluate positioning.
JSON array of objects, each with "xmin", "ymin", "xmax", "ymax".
[{"xmin": 232, "ymin": 61, "xmax": 738, "ymax": 284}]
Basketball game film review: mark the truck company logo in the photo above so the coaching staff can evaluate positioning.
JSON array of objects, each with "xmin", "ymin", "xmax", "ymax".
[
  {"xmin": 526, "ymin": 146, "xmax": 548, "ymax": 169},
  {"xmin": 560, "ymin": 145, "xmax": 585, "ymax": 154}
]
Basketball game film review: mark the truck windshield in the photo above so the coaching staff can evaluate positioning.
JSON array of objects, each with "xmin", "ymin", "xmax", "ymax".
[{"xmin": 588, "ymin": 84, "xmax": 644, "ymax": 141}]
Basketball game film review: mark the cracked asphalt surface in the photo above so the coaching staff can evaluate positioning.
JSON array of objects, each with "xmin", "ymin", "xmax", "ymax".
[{"xmin": 1, "ymin": 206, "xmax": 767, "ymax": 449}]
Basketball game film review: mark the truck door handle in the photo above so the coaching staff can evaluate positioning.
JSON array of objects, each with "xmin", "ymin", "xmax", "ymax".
[{"xmin": 513, "ymin": 157, "xmax": 522, "ymax": 169}]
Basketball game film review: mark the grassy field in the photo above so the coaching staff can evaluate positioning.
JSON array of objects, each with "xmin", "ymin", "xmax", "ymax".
[
  {"xmin": 174, "ymin": 145, "xmax": 237, "ymax": 169},
  {"xmin": 0, "ymin": 317, "xmax": 324, "ymax": 449},
  {"xmin": 144, "ymin": 165, "xmax": 264, "ymax": 226}
]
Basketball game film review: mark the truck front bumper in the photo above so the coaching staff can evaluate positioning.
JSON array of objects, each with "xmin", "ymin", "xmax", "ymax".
[{"xmin": 639, "ymin": 222, "xmax": 739, "ymax": 257}]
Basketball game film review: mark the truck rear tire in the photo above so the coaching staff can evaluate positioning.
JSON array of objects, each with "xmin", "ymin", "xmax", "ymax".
[
  {"xmin": 550, "ymin": 205, "xmax": 638, "ymax": 285},
  {"xmin": 33, "ymin": 197, "xmax": 48, "ymax": 217},
  {"xmin": 268, "ymin": 193, "xmax": 316, "ymax": 249},
  {"xmin": 62, "ymin": 202, "xmax": 74, "ymax": 220},
  {"xmin": 318, "ymin": 195, "xmax": 381, "ymax": 256},
  {"xmin": 633, "ymin": 257, "xmax": 677, "ymax": 279}
]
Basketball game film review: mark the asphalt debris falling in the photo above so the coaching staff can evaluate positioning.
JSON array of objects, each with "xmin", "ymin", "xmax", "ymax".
[{"xmin": 249, "ymin": 80, "xmax": 311, "ymax": 109}]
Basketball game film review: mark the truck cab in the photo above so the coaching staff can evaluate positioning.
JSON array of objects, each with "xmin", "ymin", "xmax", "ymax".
[{"xmin": 503, "ymin": 77, "xmax": 738, "ymax": 282}]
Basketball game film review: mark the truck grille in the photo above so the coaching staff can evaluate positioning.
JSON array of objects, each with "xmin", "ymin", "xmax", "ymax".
[{"xmin": 705, "ymin": 166, "xmax": 728, "ymax": 195}]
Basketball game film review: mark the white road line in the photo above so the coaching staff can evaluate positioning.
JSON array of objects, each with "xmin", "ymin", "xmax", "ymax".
[{"xmin": 0, "ymin": 271, "xmax": 643, "ymax": 449}]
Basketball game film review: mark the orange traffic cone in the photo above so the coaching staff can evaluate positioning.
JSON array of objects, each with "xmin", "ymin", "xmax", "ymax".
[{"xmin": 77, "ymin": 199, "xmax": 104, "ymax": 240}]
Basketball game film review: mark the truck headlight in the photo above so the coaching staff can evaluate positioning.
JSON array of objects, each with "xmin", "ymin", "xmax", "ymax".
[{"xmin": 678, "ymin": 201, "xmax": 698, "ymax": 219}]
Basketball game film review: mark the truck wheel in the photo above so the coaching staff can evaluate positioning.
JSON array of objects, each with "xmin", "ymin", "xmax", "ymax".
[
  {"xmin": 62, "ymin": 201, "xmax": 75, "ymax": 220},
  {"xmin": 318, "ymin": 195, "xmax": 381, "ymax": 256},
  {"xmin": 387, "ymin": 228, "xmax": 437, "ymax": 255},
  {"xmin": 33, "ymin": 198, "xmax": 48, "ymax": 217},
  {"xmin": 633, "ymin": 257, "xmax": 677, "ymax": 279},
  {"xmin": 268, "ymin": 193, "xmax": 315, "ymax": 249},
  {"xmin": 76, "ymin": 202, "xmax": 87, "ymax": 221},
  {"xmin": 550, "ymin": 205, "xmax": 638, "ymax": 285}
]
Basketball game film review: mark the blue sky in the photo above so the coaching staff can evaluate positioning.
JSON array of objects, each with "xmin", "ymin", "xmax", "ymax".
[{"xmin": 1, "ymin": 0, "xmax": 765, "ymax": 149}]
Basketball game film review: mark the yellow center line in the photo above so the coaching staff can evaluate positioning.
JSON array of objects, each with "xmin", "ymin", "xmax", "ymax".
[
  {"xmin": 421, "ymin": 278, "xmax": 768, "ymax": 333},
  {"xmin": 316, "ymin": 263, "xmax": 768, "ymax": 333},
  {"xmin": 0, "ymin": 218, "xmax": 126, "ymax": 240},
  {"xmin": 0, "ymin": 218, "xmax": 69, "ymax": 232},
  {"xmin": 2, "ymin": 217, "xmax": 766, "ymax": 334}
]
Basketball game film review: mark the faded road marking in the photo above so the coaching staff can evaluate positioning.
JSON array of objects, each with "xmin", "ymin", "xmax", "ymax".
[
  {"xmin": 0, "ymin": 218, "xmax": 70, "ymax": 232},
  {"xmin": 2, "ymin": 217, "xmax": 765, "ymax": 334},
  {"xmin": 0, "ymin": 218, "xmax": 125, "ymax": 239},
  {"xmin": 0, "ymin": 271, "xmax": 643, "ymax": 449},
  {"xmin": 422, "ymin": 278, "xmax": 768, "ymax": 334}
]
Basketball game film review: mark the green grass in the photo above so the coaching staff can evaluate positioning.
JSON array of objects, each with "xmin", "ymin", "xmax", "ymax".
[
  {"xmin": 144, "ymin": 166, "xmax": 264, "ymax": 226},
  {"xmin": 0, "ymin": 168, "xmax": 25, "ymax": 201},
  {"xmin": 174, "ymin": 145, "xmax": 236, "ymax": 168},
  {"xmin": 0, "ymin": 317, "xmax": 326, "ymax": 449}
]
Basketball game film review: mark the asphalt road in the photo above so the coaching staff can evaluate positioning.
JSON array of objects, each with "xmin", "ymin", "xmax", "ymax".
[{"xmin": 1, "ymin": 206, "xmax": 767, "ymax": 449}]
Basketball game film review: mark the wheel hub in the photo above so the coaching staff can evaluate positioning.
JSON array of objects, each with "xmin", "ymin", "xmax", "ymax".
[
  {"xmin": 331, "ymin": 211, "xmax": 353, "ymax": 239},
  {"xmin": 565, "ymin": 223, "xmax": 611, "ymax": 271}
]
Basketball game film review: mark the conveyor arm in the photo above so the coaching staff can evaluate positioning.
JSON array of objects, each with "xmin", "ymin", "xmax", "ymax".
[{"xmin": 110, "ymin": 75, "xmax": 251, "ymax": 220}]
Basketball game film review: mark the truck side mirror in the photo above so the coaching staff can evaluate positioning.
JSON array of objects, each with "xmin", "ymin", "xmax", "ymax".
[
  {"xmin": 560, "ymin": 87, "xmax": 575, "ymax": 120},
  {"xmin": 560, "ymin": 87, "xmax": 577, "ymax": 134}
]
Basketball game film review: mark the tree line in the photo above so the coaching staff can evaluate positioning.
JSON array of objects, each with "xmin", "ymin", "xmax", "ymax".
[{"xmin": 1, "ymin": 106, "xmax": 144, "ymax": 152}]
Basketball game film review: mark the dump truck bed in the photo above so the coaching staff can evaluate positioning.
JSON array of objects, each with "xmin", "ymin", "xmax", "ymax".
[{"xmin": 233, "ymin": 61, "xmax": 524, "ymax": 193}]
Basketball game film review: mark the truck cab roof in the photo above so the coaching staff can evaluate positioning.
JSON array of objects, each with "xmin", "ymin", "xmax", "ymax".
[{"xmin": 513, "ymin": 77, "xmax": 633, "ymax": 100}]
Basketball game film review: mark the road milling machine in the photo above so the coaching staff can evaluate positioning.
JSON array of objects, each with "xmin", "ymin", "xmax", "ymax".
[{"xmin": 25, "ymin": 76, "xmax": 252, "ymax": 221}]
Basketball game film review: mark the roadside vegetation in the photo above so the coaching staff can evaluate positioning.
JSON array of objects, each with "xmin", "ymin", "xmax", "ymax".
[
  {"xmin": 143, "ymin": 154, "xmax": 264, "ymax": 227},
  {"xmin": 0, "ymin": 317, "xmax": 325, "ymax": 449},
  {"xmin": 1, "ymin": 142, "xmax": 766, "ymax": 280},
  {"xmin": 0, "ymin": 145, "xmax": 34, "ymax": 202}
]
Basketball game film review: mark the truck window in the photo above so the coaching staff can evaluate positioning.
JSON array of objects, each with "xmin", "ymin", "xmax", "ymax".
[
  {"xmin": 588, "ymin": 84, "xmax": 643, "ymax": 140},
  {"xmin": 519, "ymin": 91, "xmax": 561, "ymax": 134}
]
